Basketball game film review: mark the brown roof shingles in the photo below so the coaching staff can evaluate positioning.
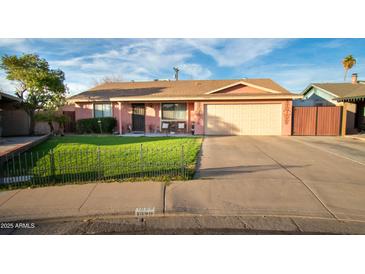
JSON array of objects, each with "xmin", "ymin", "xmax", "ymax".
[
  {"xmin": 312, "ymin": 83, "xmax": 365, "ymax": 98},
  {"xmin": 68, "ymin": 78, "xmax": 296, "ymax": 102}
]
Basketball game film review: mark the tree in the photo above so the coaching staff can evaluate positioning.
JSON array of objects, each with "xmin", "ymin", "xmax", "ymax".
[
  {"xmin": 0, "ymin": 54, "xmax": 67, "ymax": 135},
  {"xmin": 92, "ymin": 74, "xmax": 124, "ymax": 85},
  {"xmin": 342, "ymin": 55, "xmax": 357, "ymax": 81}
]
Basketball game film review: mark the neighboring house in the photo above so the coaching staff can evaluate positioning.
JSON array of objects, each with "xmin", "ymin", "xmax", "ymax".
[
  {"xmin": 294, "ymin": 73, "xmax": 365, "ymax": 133},
  {"xmin": 336, "ymin": 85, "xmax": 365, "ymax": 132},
  {"xmin": 66, "ymin": 78, "xmax": 301, "ymax": 136},
  {"xmin": 0, "ymin": 91, "xmax": 59, "ymax": 137},
  {"xmin": 0, "ymin": 91, "xmax": 30, "ymax": 137}
]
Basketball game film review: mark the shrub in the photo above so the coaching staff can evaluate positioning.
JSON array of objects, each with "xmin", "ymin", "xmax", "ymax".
[{"xmin": 76, "ymin": 117, "xmax": 117, "ymax": 134}]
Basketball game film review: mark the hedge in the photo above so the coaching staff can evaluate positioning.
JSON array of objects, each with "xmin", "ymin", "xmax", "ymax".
[{"xmin": 76, "ymin": 117, "xmax": 117, "ymax": 134}]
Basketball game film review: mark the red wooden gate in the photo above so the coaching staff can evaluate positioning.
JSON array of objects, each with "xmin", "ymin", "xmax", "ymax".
[{"xmin": 292, "ymin": 106, "xmax": 342, "ymax": 136}]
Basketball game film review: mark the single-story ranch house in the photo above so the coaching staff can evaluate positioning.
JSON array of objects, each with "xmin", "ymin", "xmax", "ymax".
[
  {"xmin": 294, "ymin": 73, "xmax": 365, "ymax": 133},
  {"xmin": 65, "ymin": 78, "xmax": 302, "ymax": 136}
]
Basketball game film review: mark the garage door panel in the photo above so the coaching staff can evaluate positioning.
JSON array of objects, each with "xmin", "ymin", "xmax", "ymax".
[{"xmin": 205, "ymin": 104, "xmax": 282, "ymax": 136}]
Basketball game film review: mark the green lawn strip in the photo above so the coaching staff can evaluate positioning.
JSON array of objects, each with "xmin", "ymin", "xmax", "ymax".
[{"xmin": 3, "ymin": 136, "xmax": 202, "ymax": 183}]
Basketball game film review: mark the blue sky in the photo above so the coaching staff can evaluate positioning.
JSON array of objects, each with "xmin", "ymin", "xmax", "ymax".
[{"xmin": 0, "ymin": 38, "xmax": 365, "ymax": 95}]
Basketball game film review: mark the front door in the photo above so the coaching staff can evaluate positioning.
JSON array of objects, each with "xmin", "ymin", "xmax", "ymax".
[{"xmin": 132, "ymin": 104, "xmax": 145, "ymax": 132}]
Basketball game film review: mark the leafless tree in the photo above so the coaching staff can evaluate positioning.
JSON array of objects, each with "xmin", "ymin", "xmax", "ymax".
[{"xmin": 92, "ymin": 74, "xmax": 124, "ymax": 85}]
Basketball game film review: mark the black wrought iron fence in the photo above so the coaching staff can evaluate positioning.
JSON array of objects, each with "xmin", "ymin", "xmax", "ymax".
[{"xmin": 0, "ymin": 145, "xmax": 189, "ymax": 188}]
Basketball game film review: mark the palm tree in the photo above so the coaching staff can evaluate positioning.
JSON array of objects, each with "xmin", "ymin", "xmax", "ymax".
[{"xmin": 342, "ymin": 55, "xmax": 357, "ymax": 81}]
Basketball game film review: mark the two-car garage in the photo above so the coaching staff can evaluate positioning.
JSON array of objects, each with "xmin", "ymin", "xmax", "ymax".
[{"xmin": 204, "ymin": 103, "xmax": 283, "ymax": 135}]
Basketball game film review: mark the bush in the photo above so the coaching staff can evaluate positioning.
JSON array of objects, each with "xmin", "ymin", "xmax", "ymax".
[{"xmin": 76, "ymin": 117, "xmax": 117, "ymax": 134}]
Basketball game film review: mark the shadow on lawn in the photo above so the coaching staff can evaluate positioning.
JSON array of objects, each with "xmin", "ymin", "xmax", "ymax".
[
  {"xmin": 29, "ymin": 135, "xmax": 198, "ymax": 152},
  {"xmin": 0, "ymin": 167, "xmax": 195, "ymax": 191}
]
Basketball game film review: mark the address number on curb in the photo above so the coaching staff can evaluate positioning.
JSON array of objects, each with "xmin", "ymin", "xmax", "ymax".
[{"xmin": 135, "ymin": 207, "xmax": 155, "ymax": 216}]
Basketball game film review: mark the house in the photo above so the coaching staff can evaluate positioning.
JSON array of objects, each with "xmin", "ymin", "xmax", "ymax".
[
  {"xmin": 0, "ymin": 91, "xmax": 30, "ymax": 137},
  {"xmin": 336, "ymin": 85, "xmax": 365, "ymax": 132},
  {"xmin": 294, "ymin": 73, "xmax": 365, "ymax": 133},
  {"xmin": 0, "ymin": 91, "xmax": 61, "ymax": 136},
  {"xmin": 66, "ymin": 78, "xmax": 301, "ymax": 136}
]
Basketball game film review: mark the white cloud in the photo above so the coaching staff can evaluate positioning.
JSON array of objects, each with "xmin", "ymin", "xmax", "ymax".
[
  {"xmin": 66, "ymin": 82, "xmax": 90, "ymax": 95},
  {"xmin": 179, "ymin": 63, "xmax": 212, "ymax": 79},
  {"xmin": 185, "ymin": 39, "xmax": 288, "ymax": 67},
  {"xmin": 0, "ymin": 38, "xmax": 32, "ymax": 53},
  {"xmin": 48, "ymin": 39, "xmax": 200, "ymax": 94},
  {"xmin": 0, "ymin": 38, "xmax": 292, "ymax": 95},
  {"xmin": 241, "ymin": 61, "xmax": 365, "ymax": 92},
  {"xmin": 318, "ymin": 39, "xmax": 346, "ymax": 49},
  {"xmin": 0, "ymin": 71, "xmax": 17, "ymax": 94}
]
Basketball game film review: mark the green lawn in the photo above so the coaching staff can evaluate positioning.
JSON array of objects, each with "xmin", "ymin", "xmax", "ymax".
[{"xmin": 2, "ymin": 135, "xmax": 202, "ymax": 187}]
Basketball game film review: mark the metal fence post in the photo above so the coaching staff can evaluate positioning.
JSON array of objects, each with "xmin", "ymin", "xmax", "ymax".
[
  {"xmin": 97, "ymin": 146, "xmax": 101, "ymax": 179},
  {"xmin": 0, "ymin": 156, "xmax": 5, "ymax": 184},
  {"xmin": 49, "ymin": 149, "xmax": 56, "ymax": 182},
  {"xmin": 140, "ymin": 143, "xmax": 143, "ymax": 175},
  {"xmin": 181, "ymin": 145, "xmax": 185, "ymax": 177}
]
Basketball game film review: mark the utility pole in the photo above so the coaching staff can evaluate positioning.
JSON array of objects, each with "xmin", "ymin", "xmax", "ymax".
[{"xmin": 173, "ymin": 67, "xmax": 179, "ymax": 81}]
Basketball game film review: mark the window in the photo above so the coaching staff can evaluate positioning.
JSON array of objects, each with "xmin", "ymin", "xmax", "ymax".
[
  {"xmin": 94, "ymin": 103, "xmax": 112, "ymax": 118},
  {"xmin": 162, "ymin": 103, "xmax": 186, "ymax": 120}
]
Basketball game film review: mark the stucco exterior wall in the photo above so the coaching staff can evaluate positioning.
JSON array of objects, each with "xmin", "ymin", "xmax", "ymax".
[
  {"xmin": 67, "ymin": 99, "xmax": 293, "ymax": 136},
  {"xmin": 34, "ymin": 121, "xmax": 60, "ymax": 135},
  {"xmin": 120, "ymin": 103, "xmax": 132, "ymax": 133},
  {"xmin": 214, "ymin": 85, "xmax": 268, "ymax": 94},
  {"xmin": 62, "ymin": 104, "xmax": 76, "ymax": 112},
  {"xmin": 187, "ymin": 102, "xmax": 194, "ymax": 133},
  {"xmin": 345, "ymin": 102, "xmax": 357, "ymax": 133},
  {"xmin": 1, "ymin": 109, "xmax": 30, "ymax": 136},
  {"xmin": 0, "ymin": 101, "xmax": 30, "ymax": 136},
  {"xmin": 74, "ymin": 103, "xmax": 93, "ymax": 120},
  {"xmin": 145, "ymin": 103, "xmax": 161, "ymax": 133}
]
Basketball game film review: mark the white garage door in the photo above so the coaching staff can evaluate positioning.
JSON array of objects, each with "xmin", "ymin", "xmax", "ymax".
[{"xmin": 205, "ymin": 104, "xmax": 282, "ymax": 135}]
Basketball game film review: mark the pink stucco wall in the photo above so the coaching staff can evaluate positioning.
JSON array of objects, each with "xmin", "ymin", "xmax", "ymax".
[
  {"xmin": 145, "ymin": 103, "xmax": 161, "ymax": 133},
  {"xmin": 119, "ymin": 103, "xmax": 132, "ymax": 133},
  {"xmin": 187, "ymin": 102, "xmax": 194, "ymax": 133},
  {"xmin": 191, "ymin": 100, "xmax": 292, "ymax": 136},
  {"xmin": 215, "ymin": 84, "xmax": 268, "ymax": 94},
  {"xmin": 74, "ymin": 103, "xmax": 93, "ymax": 120},
  {"xmin": 61, "ymin": 103, "xmax": 93, "ymax": 120}
]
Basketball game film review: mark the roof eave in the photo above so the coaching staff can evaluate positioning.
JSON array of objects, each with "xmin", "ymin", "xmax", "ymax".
[
  {"xmin": 68, "ymin": 94, "xmax": 302, "ymax": 103},
  {"xmin": 310, "ymin": 84, "xmax": 341, "ymax": 98},
  {"xmin": 0, "ymin": 92, "xmax": 22, "ymax": 102},
  {"xmin": 336, "ymin": 95, "xmax": 365, "ymax": 101},
  {"xmin": 205, "ymin": 80, "xmax": 283, "ymax": 95}
]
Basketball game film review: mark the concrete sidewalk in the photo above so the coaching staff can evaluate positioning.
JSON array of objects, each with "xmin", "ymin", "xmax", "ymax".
[
  {"xmin": 1, "ymin": 181, "xmax": 365, "ymax": 234},
  {"xmin": 0, "ymin": 182, "xmax": 164, "ymax": 221}
]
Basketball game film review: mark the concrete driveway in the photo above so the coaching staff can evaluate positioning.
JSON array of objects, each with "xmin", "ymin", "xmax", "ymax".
[{"xmin": 166, "ymin": 136, "xmax": 365, "ymax": 221}]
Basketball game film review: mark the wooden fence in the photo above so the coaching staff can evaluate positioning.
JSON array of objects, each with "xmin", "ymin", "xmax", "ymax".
[{"xmin": 292, "ymin": 106, "xmax": 342, "ymax": 136}]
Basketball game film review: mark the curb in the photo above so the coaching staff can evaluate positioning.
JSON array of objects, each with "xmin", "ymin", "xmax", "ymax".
[{"xmin": 2, "ymin": 214, "xmax": 365, "ymax": 235}]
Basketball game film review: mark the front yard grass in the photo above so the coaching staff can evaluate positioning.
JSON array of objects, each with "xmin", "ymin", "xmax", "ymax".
[{"xmin": 2, "ymin": 135, "xmax": 202, "ymax": 188}]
